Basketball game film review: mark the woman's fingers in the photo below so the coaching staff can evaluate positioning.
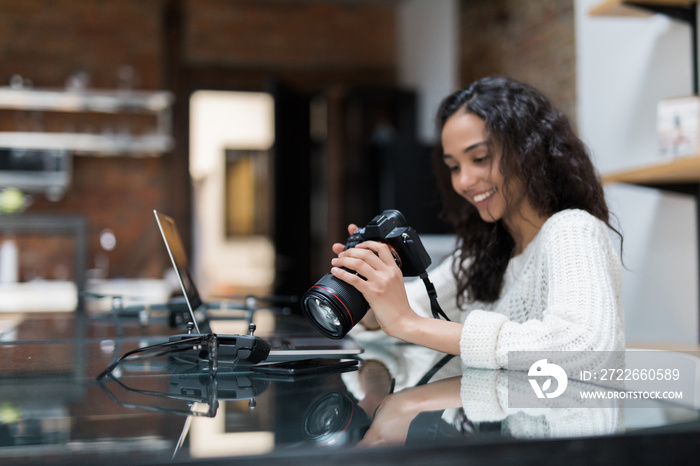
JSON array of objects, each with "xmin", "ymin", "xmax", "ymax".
[
  {"xmin": 332, "ymin": 243, "xmax": 404, "ymax": 300},
  {"xmin": 330, "ymin": 224, "xmax": 360, "ymax": 256},
  {"xmin": 355, "ymin": 241, "xmax": 397, "ymax": 265},
  {"xmin": 331, "ymin": 256, "xmax": 376, "ymax": 284},
  {"xmin": 330, "ymin": 265, "xmax": 366, "ymax": 288},
  {"xmin": 333, "ymin": 242, "xmax": 394, "ymax": 274}
]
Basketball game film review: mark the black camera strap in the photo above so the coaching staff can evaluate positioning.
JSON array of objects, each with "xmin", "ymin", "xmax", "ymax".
[{"xmin": 419, "ymin": 272, "xmax": 451, "ymax": 322}]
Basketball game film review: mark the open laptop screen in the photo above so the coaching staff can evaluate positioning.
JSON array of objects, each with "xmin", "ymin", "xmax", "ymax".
[
  {"xmin": 154, "ymin": 210, "xmax": 203, "ymax": 314},
  {"xmin": 153, "ymin": 209, "xmax": 363, "ymax": 359}
]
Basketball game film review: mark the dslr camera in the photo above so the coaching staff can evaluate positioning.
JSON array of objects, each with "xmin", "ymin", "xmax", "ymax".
[{"xmin": 301, "ymin": 209, "xmax": 432, "ymax": 339}]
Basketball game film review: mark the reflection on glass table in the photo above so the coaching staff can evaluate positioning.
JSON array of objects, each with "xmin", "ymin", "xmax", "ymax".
[
  {"xmin": 95, "ymin": 346, "xmax": 368, "ymax": 459},
  {"xmin": 1, "ymin": 314, "xmax": 700, "ymax": 464}
]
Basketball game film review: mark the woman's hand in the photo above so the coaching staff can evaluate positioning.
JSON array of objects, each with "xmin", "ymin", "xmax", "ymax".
[
  {"xmin": 356, "ymin": 391, "xmax": 418, "ymax": 447},
  {"xmin": 356, "ymin": 360, "xmax": 393, "ymax": 420},
  {"xmin": 331, "ymin": 224, "xmax": 380, "ymax": 331},
  {"xmin": 331, "ymin": 223, "xmax": 359, "ymax": 256},
  {"xmin": 357, "ymin": 376, "xmax": 463, "ymax": 447},
  {"xmin": 330, "ymin": 224, "xmax": 463, "ymax": 354},
  {"xmin": 330, "ymin": 238, "xmax": 418, "ymax": 339}
]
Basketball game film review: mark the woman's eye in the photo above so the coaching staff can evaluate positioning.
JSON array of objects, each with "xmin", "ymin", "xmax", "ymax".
[
  {"xmin": 473, "ymin": 154, "xmax": 489, "ymax": 163},
  {"xmin": 446, "ymin": 165, "xmax": 459, "ymax": 173}
]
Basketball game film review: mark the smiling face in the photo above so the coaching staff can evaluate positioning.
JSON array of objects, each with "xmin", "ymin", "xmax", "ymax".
[{"xmin": 441, "ymin": 111, "xmax": 509, "ymax": 223}]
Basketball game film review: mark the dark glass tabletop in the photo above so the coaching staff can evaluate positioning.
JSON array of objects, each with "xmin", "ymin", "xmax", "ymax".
[{"xmin": 1, "ymin": 310, "xmax": 699, "ymax": 465}]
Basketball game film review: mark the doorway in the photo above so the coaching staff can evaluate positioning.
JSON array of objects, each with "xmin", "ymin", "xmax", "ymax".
[{"xmin": 189, "ymin": 90, "xmax": 275, "ymax": 298}]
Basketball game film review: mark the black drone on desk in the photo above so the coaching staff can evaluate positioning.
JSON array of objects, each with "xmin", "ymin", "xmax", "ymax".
[
  {"xmin": 97, "ymin": 319, "xmax": 272, "ymax": 381},
  {"xmin": 168, "ymin": 321, "xmax": 272, "ymax": 370}
]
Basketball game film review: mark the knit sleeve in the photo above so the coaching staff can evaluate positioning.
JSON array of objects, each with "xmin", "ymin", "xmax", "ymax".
[{"xmin": 459, "ymin": 210, "xmax": 624, "ymax": 369}]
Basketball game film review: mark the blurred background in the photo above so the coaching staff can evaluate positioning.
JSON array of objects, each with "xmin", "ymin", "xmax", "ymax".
[{"xmin": 0, "ymin": 0, "xmax": 696, "ymax": 345}]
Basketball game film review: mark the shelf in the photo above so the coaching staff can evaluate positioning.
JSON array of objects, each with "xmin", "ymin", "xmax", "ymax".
[
  {"xmin": 0, "ymin": 87, "xmax": 174, "ymax": 113},
  {"xmin": 592, "ymin": 0, "xmax": 700, "ymax": 343},
  {"xmin": 590, "ymin": 0, "xmax": 697, "ymax": 17},
  {"xmin": 0, "ymin": 132, "xmax": 173, "ymax": 155},
  {"xmin": 0, "ymin": 87, "xmax": 174, "ymax": 155},
  {"xmin": 602, "ymin": 155, "xmax": 700, "ymax": 185}
]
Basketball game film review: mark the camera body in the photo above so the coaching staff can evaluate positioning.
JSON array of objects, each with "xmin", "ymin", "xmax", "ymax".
[
  {"xmin": 343, "ymin": 210, "xmax": 431, "ymax": 277},
  {"xmin": 301, "ymin": 209, "xmax": 432, "ymax": 339}
]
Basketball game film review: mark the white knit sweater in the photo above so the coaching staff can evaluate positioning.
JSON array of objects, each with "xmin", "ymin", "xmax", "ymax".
[{"xmin": 395, "ymin": 209, "xmax": 625, "ymax": 369}]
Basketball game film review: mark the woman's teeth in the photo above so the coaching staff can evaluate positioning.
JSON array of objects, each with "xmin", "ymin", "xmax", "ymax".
[{"xmin": 473, "ymin": 189, "xmax": 496, "ymax": 203}]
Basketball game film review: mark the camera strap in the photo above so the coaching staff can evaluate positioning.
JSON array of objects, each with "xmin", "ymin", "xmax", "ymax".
[{"xmin": 419, "ymin": 272, "xmax": 451, "ymax": 322}]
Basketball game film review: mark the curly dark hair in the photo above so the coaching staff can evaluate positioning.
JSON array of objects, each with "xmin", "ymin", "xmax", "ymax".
[{"xmin": 432, "ymin": 76, "xmax": 621, "ymax": 305}]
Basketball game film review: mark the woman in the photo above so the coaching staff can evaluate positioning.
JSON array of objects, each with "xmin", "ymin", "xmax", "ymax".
[{"xmin": 330, "ymin": 76, "xmax": 624, "ymax": 369}]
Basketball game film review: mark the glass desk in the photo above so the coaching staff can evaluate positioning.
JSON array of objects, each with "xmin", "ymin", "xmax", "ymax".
[{"xmin": 1, "ymin": 311, "xmax": 699, "ymax": 465}]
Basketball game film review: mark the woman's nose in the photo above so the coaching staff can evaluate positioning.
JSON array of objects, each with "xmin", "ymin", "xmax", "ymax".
[{"xmin": 454, "ymin": 167, "xmax": 477, "ymax": 191}]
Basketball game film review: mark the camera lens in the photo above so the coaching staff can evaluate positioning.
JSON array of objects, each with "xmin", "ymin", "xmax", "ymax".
[
  {"xmin": 301, "ymin": 273, "xmax": 368, "ymax": 339},
  {"xmin": 303, "ymin": 391, "xmax": 369, "ymax": 447},
  {"xmin": 304, "ymin": 392, "xmax": 348, "ymax": 441},
  {"xmin": 305, "ymin": 298, "xmax": 342, "ymax": 334}
]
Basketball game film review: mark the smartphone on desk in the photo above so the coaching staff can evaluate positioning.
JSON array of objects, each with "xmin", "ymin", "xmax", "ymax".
[{"xmin": 251, "ymin": 358, "xmax": 359, "ymax": 376}]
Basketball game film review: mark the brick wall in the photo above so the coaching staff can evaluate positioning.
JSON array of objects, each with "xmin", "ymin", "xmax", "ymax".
[
  {"xmin": 459, "ymin": 0, "xmax": 577, "ymax": 124},
  {"xmin": 0, "ymin": 0, "xmax": 169, "ymax": 280},
  {"xmin": 0, "ymin": 0, "xmax": 577, "ymax": 282},
  {"xmin": 0, "ymin": 0, "xmax": 164, "ymax": 89},
  {"xmin": 184, "ymin": 0, "xmax": 396, "ymax": 68},
  {"xmin": 0, "ymin": 0, "xmax": 398, "ymax": 280}
]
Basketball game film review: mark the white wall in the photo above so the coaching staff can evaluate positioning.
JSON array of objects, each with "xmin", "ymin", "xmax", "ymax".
[
  {"xmin": 398, "ymin": 0, "xmax": 459, "ymax": 144},
  {"xmin": 397, "ymin": 0, "xmax": 459, "ymax": 261},
  {"xmin": 576, "ymin": 0, "xmax": 698, "ymax": 343}
]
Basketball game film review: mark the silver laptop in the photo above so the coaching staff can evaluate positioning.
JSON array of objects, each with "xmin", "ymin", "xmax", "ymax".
[{"xmin": 153, "ymin": 210, "xmax": 363, "ymax": 360}]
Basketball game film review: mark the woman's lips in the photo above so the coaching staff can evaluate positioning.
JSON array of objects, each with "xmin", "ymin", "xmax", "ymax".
[{"xmin": 473, "ymin": 188, "xmax": 496, "ymax": 203}]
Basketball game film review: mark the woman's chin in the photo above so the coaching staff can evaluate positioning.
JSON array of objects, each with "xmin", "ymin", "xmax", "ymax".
[{"xmin": 477, "ymin": 210, "xmax": 499, "ymax": 223}]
